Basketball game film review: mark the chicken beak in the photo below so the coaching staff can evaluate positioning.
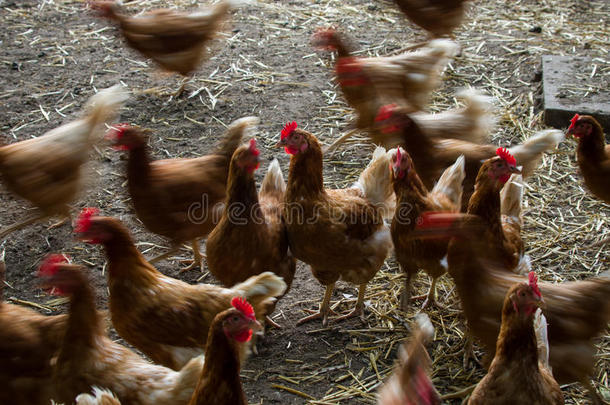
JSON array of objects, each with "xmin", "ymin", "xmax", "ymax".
[
  {"xmin": 510, "ymin": 165, "xmax": 522, "ymax": 174},
  {"xmin": 275, "ymin": 138, "xmax": 286, "ymax": 148},
  {"xmin": 250, "ymin": 319, "xmax": 263, "ymax": 332}
]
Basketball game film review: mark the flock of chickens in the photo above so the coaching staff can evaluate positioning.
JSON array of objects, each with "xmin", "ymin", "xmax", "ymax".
[{"xmin": 1, "ymin": 0, "xmax": 609, "ymax": 404}]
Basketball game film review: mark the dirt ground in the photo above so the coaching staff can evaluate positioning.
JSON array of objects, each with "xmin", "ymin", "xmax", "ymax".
[{"xmin": 1, "ymin": 0, "xmax": 608, "ymax": 404}]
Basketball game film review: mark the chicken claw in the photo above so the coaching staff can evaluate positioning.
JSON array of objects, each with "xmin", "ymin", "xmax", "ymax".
[{"xmin": 297, "ymin": 283, "xmax": 335, "ymax": 326}]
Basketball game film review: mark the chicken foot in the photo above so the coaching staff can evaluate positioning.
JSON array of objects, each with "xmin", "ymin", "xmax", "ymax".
[
  {"xmin": 0, "ymin": 212, "xmax": 45, "ymax": 239},
  {"xmin": 178, "ymin": 240, "xmax": 205, "ymax": 272},
  {"xmin": 412, "ymin": 276, "xmax": 445, "ymax": 310},
  {"xmin": 296, "ymin": 283, "xmax": 336, "ymax": 327},
  {"xmin": 332, "ymin": 283, "xmax": 367, "ymax": 323},
  {"xmin": 148, "ymin": 240, "xmax": 205, "ymax": 271}
]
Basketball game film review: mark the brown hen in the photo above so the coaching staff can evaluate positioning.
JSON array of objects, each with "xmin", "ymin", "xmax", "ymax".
[{"xmin": 74, "ymin": 209, "xmax": 285, "ymax": 370}]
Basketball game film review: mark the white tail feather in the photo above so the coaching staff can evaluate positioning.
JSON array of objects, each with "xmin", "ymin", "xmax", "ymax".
[
  {"xmin": 260, "ymin": 158, "xmax": 285, "ymax": 195},
  {"xmin": 500, "ymin": 173, "xmax": 523, "ymax": 220},
  {"xmin": 232, "ymin": 271, "xmax": 287, "ymax": 301},
  {"xmin": 431, "ymin": 155, "xmax": 465, "ymax": 208},
  {"xmin": 534, "ymin": 309, "xmax": 552, "ymax": 373},
  {"xmin": 355, "ymin": 147, "xmax": 395, "ymax": 217},
  {"xmin": 508, "ymin": 129, "xmax": 564, "ymax": 177},
  {"xmin": 84, "ymin": 84, "xmax": 129, "ymax": 129},
  {"xmin": 76, "ymin": 387, "xmax": 122, "ymax": 405}
]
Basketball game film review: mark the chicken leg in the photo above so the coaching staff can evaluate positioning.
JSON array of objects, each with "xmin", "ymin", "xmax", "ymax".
[
  {"xmin": 333, "ymin": 283, "xmax": 367, "ymax": 323},
  {"xmin": 297, "ymin": 283, "xmax": 336, "ymax": 326},
  {"xmin": 178, "ymin": 239, "xmax": 204, "ymax": 272}
]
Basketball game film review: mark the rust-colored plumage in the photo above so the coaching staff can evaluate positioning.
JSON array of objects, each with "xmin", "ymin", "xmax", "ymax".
[
  {"xmin": 206, "ymin": 141, "xmax": 296, "ymax": 319},
  {"xmin": 89, "ymin": 0, "xmax": 235, "ymax": 76},
  {"xmin": 38, "ymin": 262, "xmax": 205, "ymax": 405},
  {"xmin": 0, "ymin": 85, "xmax": 127, "ymax": 237},
  {"xmin": 110, "ymin": 117, "xmax": 256, "ymax": 269},
  {"xmin": 391, "ymin": 148, "xmax": 464, "ymax": 310},
  {"xmin": 187, "ymin": 306, "xmax": 261, "ymax": 405},
  {"xmin": 75, "ymin": 213, "xmax": 285, "ymax": 370},
  {"xmin": 468, "ymin": 281, "xmax": 563, "ymax": 405},
  {"xmin": 567, "ymin": 115, "xmax": 610, "ymax": 204},
  {"xmin": 393, "ymin": 0, "xmax": 469, "ymax": 38},
  {"xmin": 311, "ymin": 28, "xmax": 458, "ymax": 131},
  {"xmin": 375, "ymin": 106, "xmax": 564, "ymax": 209},
  {"xmin": 278, "ymin": 125, "xmax": 394, "ymax": 325},
  {"xmin": 0, "ymin": 252, "xmax": 67, "ymax": 405},
  {"xmin": 466, "ymin": 157, "xmax": 527, "ymax": 274},
  {"xmin": 417, "ymin": 212, "xmax": 610, "ymax": 402}
]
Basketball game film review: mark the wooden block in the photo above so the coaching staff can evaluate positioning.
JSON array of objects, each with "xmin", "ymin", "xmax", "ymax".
[{"xmin": 542, "ymin": 55, "xmax": 610, "ymax": 130}]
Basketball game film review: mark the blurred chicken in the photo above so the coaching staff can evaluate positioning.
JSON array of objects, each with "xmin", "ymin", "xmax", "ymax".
[
  {"xmin": 411, "ymin": 88, "xmax": 494, "ymax": 144},
  {"xmin": 108, "ymin": 117, "xmax": 256, "ymax": 271},
  {"xmin": 374, "ymin": 104, "xmax": 564, "ymax": 209},
  {"xmin": 37, "ymin": 256, "xmax": 205, "ymax": 405},
  {"xmin": 187, "ymin": 298, "xmax": 262, "ymax": 405},
  {"xmin": 566, "ymin": 114, "xmax": 610, "ymax": 204},
  {"xmin": 311, "ymin": 28, "xmax": 458, "ymax": 128},
  {"xmin": 76, "ymin": 388, "xmax": 122, "ymax": 405},
  {"xmin": 75, "ymin": 208, "xmax": 286, "ymax": 370},
  {"xmin": 467, "ymin": 151, "xmax": 529, "ymax": 274},
  {"xmin": 393, "ymin": 0, "xmax": 470, "ymax": 38},
  {"xmin": 390, "ymin": 147, "xmax": 464, "ymax": 310},
  {"xmin": 0, "ymin": 252, "xmax": 67, "ymax": 405},
  {"xmin": 468, "ymin": 274, "xmax": 564, "ymax": 405},
  {"xmin": 413, "ymin": 212, "xmax": 610, "ymax": 404},
  {"xmin": 89, "ymin": 0, "xmax": 236, "ymax": 78},
  {"xmin": 377, "ymin": 314, "xmax": 440, "ymax": 405},
  {"xmin": 206, "ymin": 140, "xmax": 296, "ymax": 327},
  {"xmin": 277, "ymin": 122, "xmax": 394, "ymax": 326},
  {"xmin": 0, "ymin": 85, "xmax": 127, "ymax": 238}
]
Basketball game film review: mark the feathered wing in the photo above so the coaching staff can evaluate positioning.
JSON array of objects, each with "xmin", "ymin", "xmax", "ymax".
[
  {"xmin": 364, "ymin": 39, "xmax": 459, "ymax": 109},
  {"xmin": 411, "ymin": 88, "xmax": 495, "ymax": 144},
  {"xmin": 500, "ymin": 174, "xmax": 529, "ymax": 274}
]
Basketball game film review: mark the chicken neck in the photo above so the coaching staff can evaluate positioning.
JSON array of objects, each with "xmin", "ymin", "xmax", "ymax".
[
  {"xmin": 492, "ymin": 301, "xmax": 539, "ymax": 374},
  {"xmin": 192, "ymin": 323, "xmax": 247, "ymax": 405},
  {"xmin": 226, "ymin": 166, "xmax": 261, "ymax": 216},
  {"xmin": 57, "ymin": 272, "xmax": 102, "ymax": 364},
  {"xmin": 285, "ymin": 135, "xmax": 325, "ymax": 200},
  {"xmin": 126, "ymin": 143, "xmax": 153, "ymax": 185},
  {"xmin": 467, "ymin": 171, "xmax": 504, "ymax": 242},
  {"xmin": 97, "ymin": 218, "xmax": 156, "ymax": 279},
  {"xmin": 392, "ymin": 171, "xmax": 430, "ymax": 232},
  {"xmin": 577, "ymin": 126, "xmax": 607, "ymax": 164}
]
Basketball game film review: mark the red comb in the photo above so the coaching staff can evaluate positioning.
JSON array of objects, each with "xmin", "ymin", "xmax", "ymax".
[
  {"xmin": 528, "ymin": 271, "xmax": 542, "ymax": 299},
  {"xmin": 281, "ymin": 122, "xmax": 297, "ymax": 140},
  {"xmin": 395, "ymin": 147, "xmax": 402, "ymax": 163},
  {"xmin": 75, "ymin": 207, "xmax": 99, "ymax": 234},
  {"xmin": 375, "ymin": 104, "xmax": 398, "ymax": 123},
  {"xmin": 496, "ymin": 147, "xmax": 516, "ymax": 167},
  {"xmin": 568, "ymin": 114, "xmax": 580, "ymax": 131},
  {"xmin": 231, "ymin": 297, "xmax": 256, "ymax": 321},
  {"xmin": 38, "ymin": 254, "xmax": 70, "ymax": 278},
  {"xmin": 248, "ymin": 138, "xmax": 260, "ymax": 157}
]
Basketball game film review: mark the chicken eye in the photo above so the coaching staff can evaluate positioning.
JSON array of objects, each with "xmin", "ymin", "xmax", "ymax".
[{"xmin": 232, "ymin": 316, "xmax": 240, "ymax": 322}]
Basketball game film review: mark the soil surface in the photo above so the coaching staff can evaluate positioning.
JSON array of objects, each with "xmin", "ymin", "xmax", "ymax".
[{"xmin": 1, "ymin": 0, "xmax": 608, "ymax": 404}]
